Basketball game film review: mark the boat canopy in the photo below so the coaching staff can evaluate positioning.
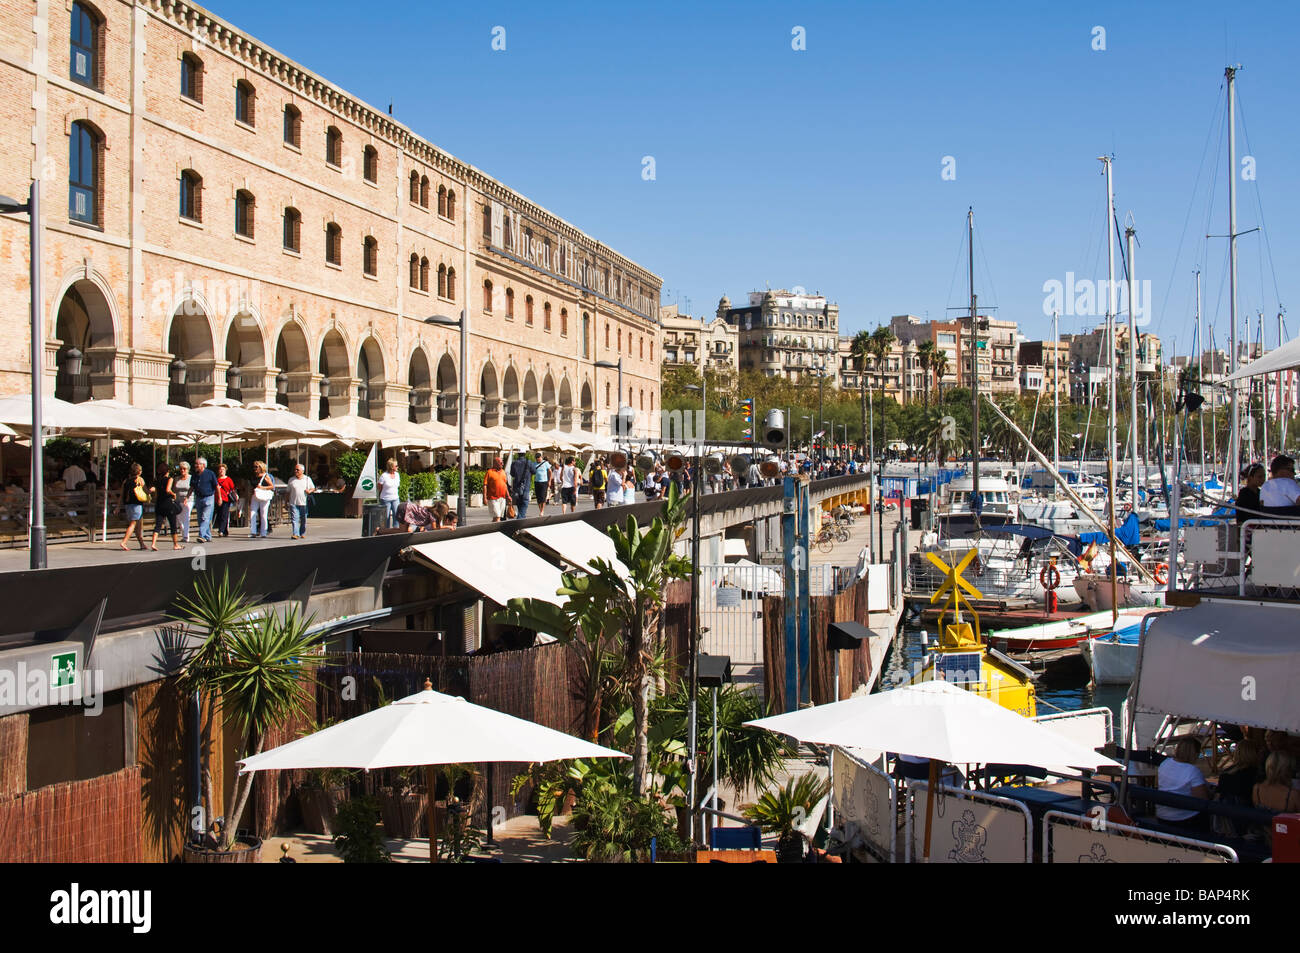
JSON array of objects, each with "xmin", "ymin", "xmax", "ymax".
[
  {"xmin": 1074, "ymin": 512, "xmax": 1141, "ymax": 552},
  {"xmin": 1133, "ymin": 602, "xmax": 1300, "ymax": 734},
  {"xmin": 976, "ymin": 523, "xmax": 1062, "ymax": 541}
]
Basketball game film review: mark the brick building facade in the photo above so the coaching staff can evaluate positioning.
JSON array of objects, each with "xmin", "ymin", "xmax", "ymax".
[{"xmin": 0, "ymin": 0, "xmax": 661, "ymax": 437}]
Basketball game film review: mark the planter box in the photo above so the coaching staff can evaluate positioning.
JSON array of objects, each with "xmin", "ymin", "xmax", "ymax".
[
  {"xmin": 417, "ymin": 498, "xmax": 434, "ymax": 507},
  {"xmin": 446, "ymin": 494, "xmax": 458, "ymax": 511},
  {"xmin": 182, "ymin": 834, "xmax": 262, "ymax": 863},
  {"xmin": 470, "ymin": 493, "xmax": 484, "ymax": 508},
  {"xmin": 298, "ymin": 785, "xmax": 348, "ymax": 835},
  {"xmin": 379, "ymin": 789, "xmax": 428, "ymax": 839}
]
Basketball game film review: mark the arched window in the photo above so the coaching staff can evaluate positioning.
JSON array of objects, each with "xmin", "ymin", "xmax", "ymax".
[
  {"xmin": 628, "ymin": 386, "xmax": 633, "ymax": 406},
  {"xmin": 419, "ymin": 175, "xmax": 429, "ymax": 208},
  {"xmin": 420, "ymin": 257, "xmax": 429, "ymax": 292},
  {"xmin": 639, "ymin": 337, "xmax": 644, "ymax": 360},
  {"xmin": 283, "ymin": 207, "xmax": 301, "ymax": 251},
  {"xmin": 235, "ymin": 80, "xmax": 255, "ymax": 126},
  {"xmin": 325, "ymin": 223, "xmax": 341, "ymax": 265},
  {"xmin": 446, "ymin": 189, "xmax": 456, "ymax": 220},
  {"xmin": 483, "ymin": 279, "xmax": 493, "ymax": 313},
  {"xmin": 437, "ymin": 185, "xmax": 447, "ymax": 217},
  {"xmin": 363, "ymin": 145, "xmax": 378, "ymax": 183},
  {"xmin": 617, "ymin": 328, "xmax": 622, "ymax": 353},
  {"xmin": 649, "ymin": 340, "xmax": 654, "ymax": 361},
  {"xmin": 235, "ymin": 189, "xmax": 255, "ymax": 238},
  {"xmin": 409, "ymin": 171, "xmax": 420, "ymax": 204},
  {"xmin": 605, "ymin": 323, "xmax": 610, "ymax": 348},
  {"xmin": 68, "ymin": 121, "xmax": 100, "ymax": 226},
  {"xmin": 581, "ymin": 312, "xmax": 590, "ymax": 358},
  {"xmin": 179, "ymin": 169, "xmax": 202, "ymax": 222},
  {"xmin": 560, "ymin": 308, "xmax": 568, "ymax": 337},
  {"xmin": 505, "ymin": 288, "xmax": 514, "ymax": 319},
  {"xmin": 363, "ymin": 236, "xmax": 378, "ymax": 276},
  {"xmin": 560, "ymin": 244, "xmax": 567, "ymax": 273},
  {"xmin": 525, "ymin": 295, "xmax": 534, "ymax": 327},
  {"xmin": 283, "ymin": 104, "xmax": 301, "ymax": 147},
  {"xmin": 180, "ymin": 53, "xmax": 203, "ymax": 102},
  {"xmin": 409, "ymin": 253, "xmax": 419, "ymax": 289},
  {"xmin": 605, "ymin": 382, "xmax": 610, "ymax": 408},
  {"xmin": 437, "ymin": 264, "xmax": 447, "ymax": 298},
  {"xmin": 446, "ymin": 267, "xmax": 456, "ymax": 299},
  {"xmin": 543, "ymin": 237, "xmax": 552, "ymax": 269},
  {"xmin": 70, "ymin": 3, "xmax": 101, "ymax": 89},
  {"xmin": 325, "ymin": 126, "xmax": 342, "ymax": 167},
  {"xmin": 543, "ymin": 302, "xmax": 551, "ymax": 332},
  {"xmin": 639, "ymin": 389, "xmax": 644, "ymax": 411}
]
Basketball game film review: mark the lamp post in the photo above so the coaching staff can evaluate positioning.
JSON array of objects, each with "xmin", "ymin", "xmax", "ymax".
[
  {"xmin": 682, "ymin": 381, "xmax": 705, "ymax": 839},
  {"xmin": 800, "ymin": 414, "xmax": 812, "ymax": 455},
  {"xmin": 425, "ymin": 312, "xmax": 467, "ymax": 525},
  {"xmin": 595, "ymin": 358, "xmax": 623, "ymax": 436}
]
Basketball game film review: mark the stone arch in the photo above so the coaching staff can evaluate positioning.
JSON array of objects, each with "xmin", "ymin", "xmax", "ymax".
[
  {"xmin": 222, "ymin": 309, "xmax": 267, "ymax": 403},
  {"xmin": 480, "ymin": 360, "xmax": 500, "ymax": 428},
  {"xmin": 273, "ymin": 317, "xmax": 311, "ymax": 411},
  {"xmin": 540, "ymin": 371, "xmax": 556, "ymax": 430},
  {"xmin": 522, "ymin": 368, "xmax": 539, "ymax": 428},
  {"xmin": 580, "ymin": 380, "xmax": 594, "ymax": 432},
  {"xmin": 357, "ymin": 336, "xmax": 386, "ymax": 420},
  {"xmin": 52, "ymin": 276, "xmax": 117, "ymax": 403},
  {"xmin": 166, "ymin": 298, "xmax": 215, "ymax": 407},
  {"xmin": 317, "ymin": 327, "xmax": 350, "ymax": 419},
  {"xmin": 435, "ymin": 351, "xmax": 458, "ymax": 425},
  {"xmin": 558, "ymin": 376, "xmax": 573, "ymax": 431},
  {"xmin": 502, "ymin": 364, "xmax": 520, "ymax": 428},
  {"xmin": 408, "ymin": 347, "xmax": 433, "ymax": 423}
]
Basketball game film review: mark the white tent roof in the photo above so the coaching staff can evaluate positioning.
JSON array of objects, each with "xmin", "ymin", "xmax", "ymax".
[
  {"xmin": 519, "ymin": 521, "xmax": 630, "ymax": 580},
  {"xmin": 408, "ymin": 534, "xmax": 567, "ymax": 606},
  {"xmin": 0, "ymin": 394, "xmax": 145, "ymax": 437},
  {"xmin": 1221, "ymin": 335, "xmax": 1300, "ymax": 383},
  {"xmin": 1134, "ymin": 602, "xmax": 1300, "ymax": 733},
  {"xmin": 238, "ymin": 687, "xmax": 626, "ymax": 773},
  {"xmin": 747, "ymin": 680, "xmax": 1119, "ymax": 773}
]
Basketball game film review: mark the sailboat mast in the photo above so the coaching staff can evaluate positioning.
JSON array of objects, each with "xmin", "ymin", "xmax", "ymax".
[
  {"xmin": 1260, "ymin": 313, "xmax": 1268, "ymax": 460},
  {"xmin": 1053, "ymin": 310, "xmax": 1060, "ymax": 484},
  {"xmin": 1126, "ymin": 223, "xmax": 1140, "ymax": 497},
  {"xmin": 968, "ymin": 207, "xmax": 981, "ymax": 531},
  {"xmin": 1196, "ymin": 271, "xmax": 1205, "ymax": 480},
  {"xmin": 1102, "ymin": 156, "xmax": 1119, "ymax": 625},
  {"xmin": 1210, "ymin": 325, "xmax": 1220, "ymax": 472},
  {"xmin": 1227, "ymin": 65, "xmax": 1241, "ymax": 495},
  {"xmin": 1280, "ymin": 311, "xmax": 1288, "ymax": 451}
]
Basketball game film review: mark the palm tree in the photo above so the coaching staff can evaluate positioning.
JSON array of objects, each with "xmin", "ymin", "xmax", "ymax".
[
  {"xmin": 916, "ymin": 340, "xmax": 938, "ymax": 410},
  {"xmin": 931, "ymin": 349, "xmax": 950, "ymax": 403},
  {"xmin": 850, "ymin": 330, "xmax": 873, "ymax": 459},
  {"xmin": 867, "ymin": 326, "xmax": 897, "ymax": 454}
]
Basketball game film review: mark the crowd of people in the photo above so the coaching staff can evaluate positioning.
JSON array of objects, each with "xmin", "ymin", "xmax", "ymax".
[{"xmin": 1234, "ymin": 453, "xmax": 1300, "ymax": 522}]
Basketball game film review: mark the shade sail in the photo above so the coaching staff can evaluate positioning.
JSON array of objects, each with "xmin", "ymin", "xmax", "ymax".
[
  {"xmin": 407, "ymin": 534, "xmax": 568, "ymax": 606},
  {"xmin": 1133, "ymin": 602, "xmax": 1300, "ymax": 734},
  {"xmin": 238, "ymin": 687, "xmax": 626, "ymax": 773},
  {"xmin": 1220, "ymin": 334, "xmax": 1300, "ymax": 382},
  {"xmin": 519, "ymin": 521, "xmax": 630, "ymax": 580},
  {"xmin": 747, "ymin": 681, "xmax": 1119, "ymax": 773}
]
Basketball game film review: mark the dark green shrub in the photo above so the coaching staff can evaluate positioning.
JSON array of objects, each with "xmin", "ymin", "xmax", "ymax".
[{"xmin": 332, "ymin": 796, "xmax": 391, "ymax": 863}]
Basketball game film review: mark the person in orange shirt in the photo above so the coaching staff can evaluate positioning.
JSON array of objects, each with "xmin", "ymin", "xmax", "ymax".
[{"xmin": 485, "ymin": 456, "xmax": 511, "ymax": 522}]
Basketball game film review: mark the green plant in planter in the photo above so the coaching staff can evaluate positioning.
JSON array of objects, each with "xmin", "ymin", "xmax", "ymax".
[
  {"xmin": 172, "ymin": 570, "xmax": 319, "ymax": 852},
  {"xmin": 408, "ymin": 471, "xmax": 442, "ymax": 501},
  {"xmin": 332, "ymin": 796, "xmax": 391, "ymax": 863},
  {"xmin": 743, "ymin": 772, "xmax": 831, "ymax": 862},
  {"xmin": 464, "ymin": 468, "xmax": 486, "ymax": 497},
  {"xmin": 437, "ymin": 763, "xmax": 484, "ymax": 862},
  {"xmin": 336, "ymin": 449, "xmax": 369, "ymax": 488}
]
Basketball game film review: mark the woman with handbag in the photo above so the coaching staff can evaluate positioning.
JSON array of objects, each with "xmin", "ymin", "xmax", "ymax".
[
  {"xmin": 119, "ymin": 462, "xmax": 148, "ymax": 551},
  {"xmin": 149, "ymin": 462, "xmax": 183, "ymax": 551},
  {"xmin": 249, "ymin": 460, "xmax": 274, "ymax": 538},
  {"xmin": 215, "ymin": 462, "xmax": 236, "ymax": 537}
]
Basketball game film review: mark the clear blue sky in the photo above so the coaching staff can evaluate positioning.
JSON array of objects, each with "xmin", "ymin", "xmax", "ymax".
[{"xmin": 209, "ymin": 0, "xmax": 1300, "ymax": 355}]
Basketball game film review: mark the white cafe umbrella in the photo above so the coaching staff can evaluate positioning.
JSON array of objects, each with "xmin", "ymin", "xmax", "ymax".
[
  {"xmin": 747, "ymin": 681, "xmax": 1119, "ymax": 861},
  {"xmin": 1221, "ymin": 333, "xmax": 1300, "ymax": 382},
  {"xmin": 240, "ymin": 683, "xmax": 626, "ymax": 859}
]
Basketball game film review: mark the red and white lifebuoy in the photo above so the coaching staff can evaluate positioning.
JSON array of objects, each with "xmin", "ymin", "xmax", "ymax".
[
  {"xmin": 1153, "ymin": 563, "xmax": 1169, "ymax": 585},
  {"xmin": 1039, "ymin": 563, "xmax": 1061, "ymax": 590}
]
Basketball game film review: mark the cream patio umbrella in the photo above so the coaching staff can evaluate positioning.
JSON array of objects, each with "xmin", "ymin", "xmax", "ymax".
[
  {"xmin": 747, "ymin": 681, "xmax": 1120, "ymax": 862},
  {"xmin": 239, "ymin": 682, "xmax": 627, "ymax": 860}
]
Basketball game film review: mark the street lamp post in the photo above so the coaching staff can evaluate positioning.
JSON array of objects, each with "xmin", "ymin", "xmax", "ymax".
[
  {"xmin": 424, "ymin": 312, "xmax": 467, "ymax": 525},
  {"xmin": 682, "ymin": 381, "xmax": 706, "ymax": 839},
  {"xmin": 1, "ymin": 182, "xmax": 44, "ymax": 569},
  {"xmin": 595, "ymin": 358, "xmax": 624, "ymax": 436}
]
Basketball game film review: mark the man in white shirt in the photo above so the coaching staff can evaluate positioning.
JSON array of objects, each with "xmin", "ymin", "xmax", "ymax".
[
  {"xmin": 559, "ymin": 457, "xmax": 580, "ymax": 514},
  {"xmin": 606, "ymin": 465, "xmax": 623, "ymax": 505},
  {"xmin": 287, "ymin": 462, "xmax": 316, "ymax": 539},
  {"xmin": 62, "ymin": 461, "xmax": 87, "ymax": 490},
  {"xmin": 1155, "ymin": 737, "xmax": 1210, "ymax": 832},
  {"xmin": 1260, "ymin": 455, "xmax": 1300, "ymax": 508}
]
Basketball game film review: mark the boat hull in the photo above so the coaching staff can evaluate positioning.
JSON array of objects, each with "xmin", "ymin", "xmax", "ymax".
[{"xmin": 1083, "ymin": 635, "xmax": 1139, "ymax": 685}]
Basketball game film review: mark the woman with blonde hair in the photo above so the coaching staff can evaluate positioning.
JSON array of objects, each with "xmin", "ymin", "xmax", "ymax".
[
  {"xmin": 1253, "ymin": 752, "xmax": 1300, "ymax": 814},
  {"xmin": 249, "ymin": 460, "xmax": 274, "ymax": 538},
  {"xmin": 119, "ymin": 462, "xmax": 147, "ymax": 551}
]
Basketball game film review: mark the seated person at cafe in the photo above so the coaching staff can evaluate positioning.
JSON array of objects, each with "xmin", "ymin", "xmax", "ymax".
[
  {"xmin": 1253, "ymin": 752, "xmax": 1300, "ymax": 814},
  {"xmin": 1260, "ymin": 454, "xmax": 1300, "ymax": 508},
  {"xmin": 1156, "ymin": 737, "xmax": 1211, "ymax": 833},
  {"xmin": 1235, "ymin": 463, "xmax": 1266, "ymax": 523}
]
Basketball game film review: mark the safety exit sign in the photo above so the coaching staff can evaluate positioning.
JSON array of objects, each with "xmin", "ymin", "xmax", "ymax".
[{"xmin": 51, "ymin": 650, "xmax": 77, "ymax": 689}]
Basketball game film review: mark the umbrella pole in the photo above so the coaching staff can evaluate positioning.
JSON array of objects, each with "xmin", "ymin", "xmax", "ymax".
[
  {"xmin": 922, "ymin": 759, "xmax": 940, "ymax": 863},
  {"xmin": 101, "ymin": 430, "xmax": 110, "ymax": 543},
  {"xmin": 426, "ymin": 764, "xmax": 438, "ymax": 863}
]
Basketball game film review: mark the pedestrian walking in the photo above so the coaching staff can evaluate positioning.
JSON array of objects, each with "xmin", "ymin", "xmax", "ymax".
[
  {"xmin": 215, "ymin": 462, "xmax": 235, "ymax": 537},
  {"xmin": 249, "ymin": 460, "xmax": 274, "ymax": 538},
  {"xmin": 559, "ymin": 456, "xmax": 580, "ymax": 513},
  {"xmin": 119, "ymin": 462, "xmax": 147, "ymax": 551},
  {"xmin": 150, "ymin": 462, "xmax": 182, "ymax": 551},
  {"xmin": 379, "ymin": 457, "xmax": 402, "ymax": 527},
  {"xmin": 588, "ymin": 456, "xmax": 608, "ymax": 509},
  {"xmin": 606, "ymin": 463, "xmax": 623, "ymax": 506},
  {"xmin": 533, "ymin": 452, "xmax": 553, "ymax": 515},
  {"xmin": 485, "ymin": 456, "xmax": 511, "ymax": 522},
  {"xmin": 509, "ymin": 452, "xmax": 537, "ymax": 519},
  {"xmin": 173, "ymin": 461, "xmax": 192, "ymax": 542},
  {"xmin": 192, "ymin": 457, "xmax": 218, "ymax": 542},
  {"xmin": 287, "ymin": 462, "xmax": 315, "ymax": 538}
]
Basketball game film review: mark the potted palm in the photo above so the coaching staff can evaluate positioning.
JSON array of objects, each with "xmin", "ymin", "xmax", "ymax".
[
  {"xmin": 173, "ymin": 570, "xmax": 319, "ymax": 862},
  {"xmin": 743, "ymin": 772, "xmax": 831, "ymax": 862},
  {"xmin": 295, "ymin": 729, "xmax": 354, "ymax": 836}
]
